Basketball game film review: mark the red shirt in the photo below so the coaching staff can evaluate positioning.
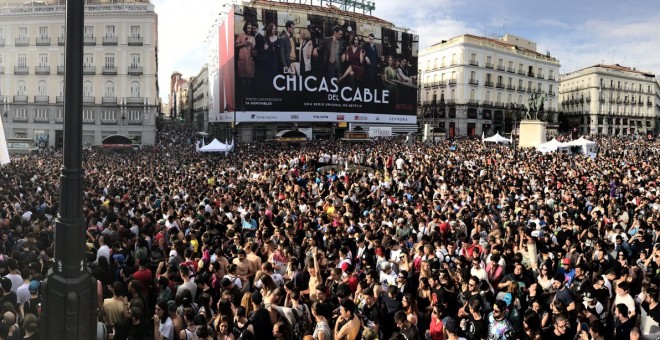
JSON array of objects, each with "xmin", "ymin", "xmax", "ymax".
[
  {"xmin": 133, "ymin": 267, "xmax": 153, "ymax": 295},
  {"xmin": 429, "ymin": 314, "xmax": 444, "ymax": 340}
]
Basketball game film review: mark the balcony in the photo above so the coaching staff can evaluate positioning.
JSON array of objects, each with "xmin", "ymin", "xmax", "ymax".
[
  {"xmin": 35, "ymin": 66, "xmax": 50, "ymax": 75},
  {"xmin": 0, "ymin": 38, "xmax": 4, "ymax": 46},
  {"xmin": 83, "ymin": 36, "xmax": 96, "ymax": 45},
  {"xmin": 125, "ymin": 97, "xmax": 144, "ymax": 105},
  {"xmin": 36, "ymin": 36, "xmax": 51, "ymax": 46},
  {"xmin": 56, "ymin": 96, "xmax": 64, "ymax": 103},
  {"xmin": 83, "ymin": 66, "xmax": 96, "ymax": 75},
  {"xmin": 127, "ymin": 66, "xmax": 143, "ymax": 75},
  {"xmin": 14, "ymin": 66, "xmax": 28, "ymax": 75},
  {"xmin": 83, "ymin": 96, "xmax": 95, "ymax": 104},
  {"xmin": 494, "ymin": 102, "xmax": 503, "ymax": 108},
  {"xmin": 483, "ymin": 101, "xmax": 493, "ymax": 106},
  {"xmin": 495, "ymin": 83, "xmax": 504, "ymax": 89},
  {"xmin": 526, "ymin": 88, "xmax": 532, "ymax": 93},
  {"xmin": 0, "ymin": 66, "xmax": 3, "ymax": 75},
  {"xmin": 449, "ymin": 62, "xmax": 457, "ymax": 67},
  {"xmin": 548, "ymin": 91, "xmax": 556, "ymax": 96},
  {"xmin": 102, "ymin": 35, "xmax": 118, "ymax": 45},
  {"xmin": 58, "ymin": 36, "xmax": 65, "ymax": 45},
  {"xmin": 438, "ymin": 81, "xmax": 446, "ymax": 88},
  {"xmin": 517, "ymin": 69, "xmax": 525, "ymax": 75},
  {"xmin": 638, "ymin": 101, "xmax": 644, "ymax": 106},
  {"xmin": 485, "ymin": 62, "xmax": 494, "ymax": 69},
  {"xmin": 469, "ymin": 79, "xmax": 479, "ymax": 85},
  {"xmin": 517, "ymin": 86, "xmax": 526, "ymax": 92},
  {"xmin": 527, "ymin": 72, "xmax": 535, "ymax": 77},
  {"xmin": 34, "ymin": 95, "xmax": 49, "ymax": 103},
  {"xmin": 548, "ymin": 75, "xmax": 555, "ymax": 80},
  {"xmin": 507, "ymin": 67, "xmax": 515, "ymax": 73},
  {"xmin": 102, "ymin": 66, "xmax": 117, "ymax": 75},
  {"xmin": 423, "ymin": 83, "xmax": 431, "ymax": 89},
  {"xmin": 13, "ymin": 95, "xmax": 28, "ymax": 103},
  {"xmin": 446, "ymin": 99, "xmax": 455, "ymax": 105},
  {"xmin": 467, "ymin": 99, "xmax": 479, "ymax": 106},
  {"xmin": 448, "ymin": 79, "xmax": 457, "ymax": 86},
  {"xmin": 506, "ymin": 85, "xmax": 515, "ymax": 91},
  {"xmin": 648, "ymin": 101, "xmax": 653, "ymax": 107},
  {"xmin": 127, "ymin": 36, "xmax": 143, "ymax": 45},
  {"xmin": 57, "ymin": 66, "xmax": 64, "ymax": 74},
  {"xmin": 496, "ymin": 65, "xmax": 505, "ymax": 71},
  {"xmin": 469, "ymin": 60, "xmax": 478, "ymax": 66},
  {"xmin": 484, "ymin": 81, "xmax": 494, "ymax": 87},
  {"xmin": 102, "ymin": 96, "xmax": 117, "ymax": 105},
  {"xmin": 15, "ymin": 37, "xmax": 29, "ymax": 46}
]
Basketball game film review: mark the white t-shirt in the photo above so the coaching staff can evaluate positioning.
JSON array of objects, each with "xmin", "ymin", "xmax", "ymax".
[
  {"xmin": 158, "ymin": 317, "xmax": 175, "ymax": 340},
  {"xmin": 96, "ymin": 245, "xmax": 111, "ymax": 263}
]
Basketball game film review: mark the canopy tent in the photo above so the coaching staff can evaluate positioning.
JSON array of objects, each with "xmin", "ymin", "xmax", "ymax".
[
  {"xmin": 535, "ymin": 138, "xmax": 570, "ymax": 153},
  {"xmin": 565, "ymin": 137, "xmax": 597, "ymax": 155},
  {"xmin": 483, "ymin": 132, "xmax": 511, "ymax": 144},
  {"xmin": 199, "ymin": 138, "xmax": 230, "ymax": 152}
]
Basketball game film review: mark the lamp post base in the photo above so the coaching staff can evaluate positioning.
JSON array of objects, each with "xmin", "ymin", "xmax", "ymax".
[{"xmin": 40, "ymin": 269, "xmax": 97, "ymax": 339}]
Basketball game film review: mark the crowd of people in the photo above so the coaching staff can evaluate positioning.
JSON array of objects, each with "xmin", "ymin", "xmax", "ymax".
[{"xmin": 0, "ymin": 121, "xmax": 660, "ymax": 340}]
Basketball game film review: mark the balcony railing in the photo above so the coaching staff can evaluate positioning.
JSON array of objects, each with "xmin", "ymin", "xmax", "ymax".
[
  {"xmin": 14, "ymin": 66, "xmax": 28, "ymax": 75},
  {"xmin": 494, "ymin": 102, "xmax": 504, "ymax": 107},
  {"xmin": 83, "ymin": 96, "xmax": 95, "ymax": 104},
  {"xmin": 548, "ymin": 75, "xmax": 555, "ymax": 80},
  {"xmin": 0, "ymin": 38, "xmax": 4, "ymax": 46},
  {"xmin": 0, "ymin": 66, "xmax": 3, "ymax": 75},
  {"xmin": 507, "ymin": 67, "xmax": 515, "ymax": 73},
  {"xmin": 15, "ymin": 37, "xmax": 29, "ymax": 46},
  {"xmin": 485, "ymin": 62, "xmax": 494, "ymax": 69},
  {"xmin": 585, "ymin": 97, "xmax": 591, "ymax": 102},
  {"xmin": 648, "ymin": 101, "xmax": 653, "ymax": 107},
  {"xmin": 13, "ymin": 95, "xmax": 28, "ymax": 103},
  {"xmin": 469, "ymin": 79, "xmax": 479, "ymax": 85},
  {"xmin": 548, "ymin": 90, "xmax": 555, "ymax": 96},
  {"xmin": 536, "ymin": 74, "xmax": 544, "ymax": 79},
  {"xmin": 517, "ymin": 69, "xmax": 525, "ymax": 75},
  {"xmin": 484, "ymin": 81, "xmax": 494, "ymax": 87},
  {"xmin": 527, "ymin": 72, "xmax": 535, "ymax": 77},
  {"xmin": 446, "ymin": 99, "xmax": 455, "ymax": 105},
  {"xmin": 102, "ymin": 66, "xmax": 117, "ymax": 75},
  {"xmin": 36, "ymin": 36, "xmax": 50, "ymax": 46},
  {"xmin": 469, "ymin": 60, "xmax": 478, "ymax": 66},
  {"xmin": 58, "ymin": 36, "xmax": 65, "ymax": 45},
  {"xmin": 34, "ymin": 95, "xmax": 49, "ymax": 103},
  {"xmin": 506, "ymin": 85, "xmax": 515, "ymax": 90},
  {"xmin": 128, "ymin": 66, "xmax": 143, "ymax": 75},
  {"xmin": 496, "ymin": 65, "xmax": 505, "ymax": 71},
  {"xmin": 102, "ymin": 35, "xmax": 118, "ymax": 45},
  {"xmin": 83, "ymin": 36, "xmax": 96, "ymax": 45},
  {"xmin": 102, "ymin": 96, "xmax": 117, "ymax": 105},
  {"xmin": 56, "ymin": 96, "xmax": 64, "ymax": 103},
  {"xmin": 127, "ymin": 36, "xmax": 143, "ymax": 45},
  {"xmin": 438, "ymin": 81, "xmax": 446, "ymax": 88},
  {"xmin": 495, "ymin": 83, "xmax": 504, "ymax": 89},
  {"xmin": 57, "ymin": 66, "xmax": 64, "ymax": 74},
  {"xmin": 125, "ymin": 97, "xmax": 144, "ymax": 105},
  {"xmin": 83, "ymin": 66, "xmax": 96, "ymax": 75},
  {"xmin": 448, "ymin": 79, "xmax": 457, "ymax": 86},
  {"xmin": 483, "ymin": 101, "xmax": 493, "ymax": 106},
  {"xmin": 517, "ymin": 86, "xmax": 526, "ymax": 92},
  {"xmin": 35, "ymin": 66, "xmax": 50, "ymax": 75}
]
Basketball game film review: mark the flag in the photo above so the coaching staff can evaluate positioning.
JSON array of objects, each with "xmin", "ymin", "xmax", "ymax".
[
  {"xmin": 0, "ymin": 117, "xmax": 9, "ymax": 165},
  {"xmin": 224, "ymin": 139, "xmax": 228, "ymax": 156},
  {"xmin": 195, "ymin": 139, "xmax": 202, "ymax": 152},
  {"xmin": 481, "ymin": 131, "xmax": 484, "ymax": 143}
]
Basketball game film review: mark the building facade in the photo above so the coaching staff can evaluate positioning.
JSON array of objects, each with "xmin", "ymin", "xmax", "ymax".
[
  {"xmin": 190, "ymin": 64, "xmax": 208, "ymax": 132},
  {"xmin": 0, "ymin": 0, "xmax": 158, "ymax": 147},
  {"xmin": 418, "ymin": 34, "xmax": 560, "ymax": 138},
  {"xmin": 559, "ymin": 64, "xmax": 660, "ymax": 136}
]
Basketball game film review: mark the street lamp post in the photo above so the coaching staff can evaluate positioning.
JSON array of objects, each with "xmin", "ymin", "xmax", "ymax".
[
  {"xmin": 40, "ymin": 1, "xmax": 98, "ymax": 339},
  {"xmin": 225, "ymin": 104, "xmax": 236, "ymax": 143},
  {"xmin": 509, "ymin": 103, "xmax": 521, "ymax": 162}
]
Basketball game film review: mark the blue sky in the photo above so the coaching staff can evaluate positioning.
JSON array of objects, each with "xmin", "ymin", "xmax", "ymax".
[{"xmin": 153, "ymin": 0, "xmax": 660, "ymax": 99}]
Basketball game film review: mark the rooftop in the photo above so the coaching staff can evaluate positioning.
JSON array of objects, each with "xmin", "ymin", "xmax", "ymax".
[
  {"xmin": 426, "ymin": 33, "xmax": 559, "ymax": 63},
  {"xmin": 562, "ymin": 63, "xmax": 655, "ymax": 79}
]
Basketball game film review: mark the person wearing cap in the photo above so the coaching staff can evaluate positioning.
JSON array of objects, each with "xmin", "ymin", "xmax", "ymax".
[
  {"xmin": 581, "ymin": 291, "xmax": 604, "ymax": 323},
  {"xmin": 487, "ymin": 300, "xmax": 511, "ymax": 340},
  {"xmin": 558, "ymin": 258, "xmax": 576, "ymax": 287},
  {"xmin": 21, "ymin": 280, "xmax": 40, "ymax": 318}
]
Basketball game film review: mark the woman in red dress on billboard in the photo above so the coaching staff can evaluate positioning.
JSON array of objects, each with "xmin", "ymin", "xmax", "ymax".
[
  {"xmin": 236, "ymin": 22, "xmax": 255, "ymax": 106},
  {"xmin": 338, "ymin": 35, "xmax": 365, "ymax": 85}
]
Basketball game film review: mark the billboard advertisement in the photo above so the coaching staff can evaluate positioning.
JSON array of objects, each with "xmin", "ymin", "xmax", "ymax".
[{"xmin": 230, "ymin": 2, "xmax": 418, "ymax": 123}]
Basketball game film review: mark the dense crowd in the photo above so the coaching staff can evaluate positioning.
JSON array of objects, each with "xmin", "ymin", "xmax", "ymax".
[{"xmin": 0, "ymin": 121, "xmax": 660, "ymax": 340}]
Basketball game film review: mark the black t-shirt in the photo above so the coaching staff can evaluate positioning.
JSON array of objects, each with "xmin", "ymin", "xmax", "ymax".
[
  {"xmin": 541, "ymin": 327, "xmax": 573, "ymax": 340},
  {"xmin": 0, "ymin": 292, "xmax": 17, "ymax": 310},
  {"xmin": 642, "ymin": 301, "xmax": 660, "ymax": 325},
  {"xmin": 361, "ymin": 302, "xmax": 380, "ymax": 329},
  {"xmin": 249, "ymin": 308, "xmax": 274, "ymax": 340},
  {"xmin": 464, "ymin": 316, "xmax": 487, "ymax": 340},
  {"xmin": 615, "ymin": 318, "xmax": 635, "ymax": 340},
  {"xmin": 399, "ymin": 323, "xmax": 419, "ymax": 340}
]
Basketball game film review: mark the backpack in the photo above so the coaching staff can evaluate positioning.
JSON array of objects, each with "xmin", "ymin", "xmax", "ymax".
[{"xmin": 290, "ymin": 305, "xmax": 312, "ymax": 339}]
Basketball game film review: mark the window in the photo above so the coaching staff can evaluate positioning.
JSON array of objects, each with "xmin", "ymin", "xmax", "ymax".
[
  {"xmin": 528, "ymin": 81, "xmax": 532, "ymax": 90},
  {"xmin": 37, "ymin": 81, "xmax": 47, "ymax": 96},
  {"xmin": 497, "ymin": 58, "xmax": 503, "ymax": 67},
  {"xmin": 83, "ymin": 110, "xmax": 94, "ymax": 121},
  {"xmin": 537, "ymin": 82, "xmax": 542, "ymax": 92},
  {"xmin": 58, "ymin": 81, "xmax": 64, "ymax": 96},
  {"xmin": 16, "ymin": 81, "xmax": 26, "ymax": 95},
  {"xmin": 130, "ymin": 54, "xmax": 141, "ymax": 67},
  {"xmin": 441, "ymin": 56, "xmax": 446, "ymax": 67},
  {"xmin": 14, "ymin": 108, "xmax": 27, "ymax": 120},
  {"xmin": 84, "ymin": 54, "xmax": 94, "ymax": 67},
  {"xmin": 17, "ymin": 54, "xmax": 27, "ymax": 67},
  {"xmin": 105, "ymin": 25, "xmax": 115, "ymax": 36},
  {"xmin": 518, "ymin": 63, "xmax": 523, "ymax": 72},
  {"xmin": 485, "ymin": 73, "xmax": 492, "ymax": 82},
  {"xmin": 470, "ymin": 53, "xmax": 476, "ymax": 62},
  {"xmin": 84, "ymin": 26, "xmax": 94, "ymax": 38},
  {"xmin": 102, "ymin": 110, "xmax": 116, "ymax": 121},
  {"xmin": 549, "ymin": 84, "xmax": 554, "ymax": 94},
  {"xmin": 469, "ymin": 89, "xmax": 475, "ymax": 100},
  {"xmin": 0, "ymin": 28, "xmax": 3, "ymax": 39},
  {"xmin": 83, "ymin": 81, "xmax": 93, "ymax": 97},
  {"xmin": 470, "ymin": 71, "xmax": 476, "ymax": 81},
  {"xmin": 57, "ymin": 109, "xmax": 63, "ymax": 120},
  {"xmin": 507, "ymin": 77, "xmax": 512, "ymax": 86},
  {"xmin": 38, "ymin": 53, "xmax": 48, "ymax": 66},
  {"xmin": 34, "ymin": 109, "xmax": 48, "ymax": 121},
  {"xmin": 59, "ymin": 26, "xmax": 65, "ymax": 38},
  {"xmin": 130, "ymin": 25, "xmax": 141, "ymax": 37},
  {"xmin": 508, "ymin": 61, "xmax": 513, "ymax": 69},
  {"xmin": 451, "ymin": 53, "xmax": 456, "ymax": 65},
  {"xmin": 537, "ymin": 67, "xmax": 542, "ymax": 76},
  {"xmin": 18, "ymin": 27, "xmax": 27, "ymax": 38},
  {"xmin": 485, "ymin": 91, "xmax": 491, "ymax": 101},
  {"xmin": 486, "ymin": 56, "xmax": 492, "ymax": 64},
  {"xmin": 128, "ymin": 110, "xmax": 141, "ymax": 121},
  {"xmin": 104, "ymin": 81, "xmax": 115, "ymax": 97},
  {"xmin": 518, "ymin": 79, "xmax": 523, "ymax": 88},
  {"xmin": 59, "ymin": 53, "xmax": 65, "ymax": 67},
  {"xmin": 130, "ymin": 81, "xmax": 140, "ymax": 97},
  {"xmin": 105, "ymin": 53, "xmax": 115, "ymax": 67},
  {"xmin": 38, "ymin": 26, "xmax": 48, "ymax": 38}
]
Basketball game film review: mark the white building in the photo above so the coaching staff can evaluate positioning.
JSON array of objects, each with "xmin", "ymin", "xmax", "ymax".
[
  {"xmin": 559, "ymin": 64, "xmax": 660, "ymax": 136},
  {"xmin": 418, "ymin": 34, "xmax": 560, "ymax": 137},
  {"xmin": 191, "ymin": 64, "xmax": 208, "ymax": 132},
  {"xmin": 0, "ymin": 0, "xmax": 158, "ymax": 147}
]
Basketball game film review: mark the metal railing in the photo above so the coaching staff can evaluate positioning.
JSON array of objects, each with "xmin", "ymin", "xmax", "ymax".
[
  {"xmin": 83, "ymin": 66, "xmax": 96, "ymax": 75},
  {"xmin": 83, "ymin": 96, "xmax": 95, "ymax": 104},
  {"xmin": 127, "ymin": 66, "xmax": 143, "ymax": 75},
  {"xmin": 14, "ymin": 66, "xmax": 28, "ymax": 75},
  {"xmin": 127, "ymin": 36, "xmax": 143, "ymax": 45},
  {"xmin": 102, "ymin": 35, "xmax": 118, "ymax": 45},
  {"xmin": 13, "ymin": 95, "xmax": 28, "ymax": 103},
  {"xmin": 36, "ymin": 36, "xmax": 50, "ymax": 46},
  {"xmin": 83, "ymin": 36, "xmax": 96, "ymax": 45},
  {"xmin": 34, "ymin": 95, "xmax": 49, "ymax": 103},
  {"xmin": 35, "ymin": 66, "xmax": 50, "ymax": 75},
  {"xmin": 15, "ymin": 37, "xmax": 29, "ymax": 46},
  {"xmin": 102, "ymin": 96, "xmax": 117, "ymax": 105},
  {"xmin": 102, "ymin": 66, "xmax": 117, "ymax": 75},
  {"xmin": 125, "ymin": 97, "xmax": 144, "ymax": 105}
]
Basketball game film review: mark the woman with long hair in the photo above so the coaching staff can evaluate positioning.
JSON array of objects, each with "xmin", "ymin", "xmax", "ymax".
[
  {"xmin": 401, "ymin": 293, "xmax": 419, "ymax": 326},
  {"xmin": 236, "ymin": 21, "xmax": 255, "ymax": 107},
  {"xmin": 153, "ymin": 300, "xmax": 174, "ymax": 340},
  {"xmin": 522, "ymin": 310, "xmax": 542, "ymax": 340},
  {"xmin": 338, "ymin": 35, "xmax": 365, "ymax": 84},
  {"xmin": 232, "ymin": 306, "xmax": 254, "ymax": 339},
  {"xmin": 311, "ymin": 302, "xmax": 331, "ymax": 340}
]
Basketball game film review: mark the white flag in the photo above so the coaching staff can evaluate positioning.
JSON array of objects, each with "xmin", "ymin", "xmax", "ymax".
[
  {"xmin": 481, "ymin": 131, "xmax": 485, "ymax": 143},
  {"xmin": 0, "ymin": 117, "xmax": 10, "ymax": 165}
]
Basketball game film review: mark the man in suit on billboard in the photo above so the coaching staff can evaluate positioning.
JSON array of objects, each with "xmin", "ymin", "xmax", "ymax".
[
  {"xmin": 279, "ymin": 20, "xmax": 296, "ymax": 73},
  {"xmin": 363, "ymin": 33, "xmax": 378, "ymax": 88},
  {"xmin": 315, "ymin": 25, "xmax": 345, "ymax": 80}
]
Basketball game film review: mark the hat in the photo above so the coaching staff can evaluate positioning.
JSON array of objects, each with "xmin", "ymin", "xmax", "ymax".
[
  {"xmin": 251, "ymin": 291, "xmax": 263, "ymax": 305},
  {"xmin": 112, "ymin": 254, "xmax": 126, "ymax": 264},
  {"xmin": 444, "ymin": 317, "xmax": 460, "ymax": 334},
  {"xmin": 166, "ymin": 300, "xmax": 177, "ymax": 312},
  {"xmin": 562, "ymin": 258, "xmax": 571, "ymax": 266},
  {"xmin": 583, "ymin": 291, "xmax": 595, "ymax": 302},
  {"xmin": 502, "ymin": 292, "xmax": 513, "ymax": 307},
  {"xmin": 28, "ymin": 280, "xmax": 40, "ymax": 293},
  {"xmin": 380, "ymin": 262, "xmax": 391, "ymax": 271}
]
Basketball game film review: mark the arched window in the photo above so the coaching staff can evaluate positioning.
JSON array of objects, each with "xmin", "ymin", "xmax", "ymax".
[
  {"xmin": 130, "ymin": 81, "xmax": 140, "ymax": 97},
  {"xmin": 485, "ymin": 91, "xmax": 491, "ymax": 101},
  {"xmin": 469, "ymin": 89, "xmax": 475, "ymax": 101},
  {"xmin": 37, "ymin": 81, "xmax": 47, "ymax": 96},
  {"xmin": 507, "ymin": 94, "xmax": 512, "ymax": 103},
  {"xmin": 450, "ymin": 89, "xmax": 455, "ymax": 100},
  {"xmin": 83, "ymin": 81, "xmax": 93, "ymax": 97},
  {"xmin": 496, "ymin": 92, "xmax": 502, "ymax": 103},
  {"xmin": 104, "ymin": 81, "xmax": 115, "ymax": 97},
  {"xmin": 17, "ymin": 81, "xmax": 26, "ymax": 95}
]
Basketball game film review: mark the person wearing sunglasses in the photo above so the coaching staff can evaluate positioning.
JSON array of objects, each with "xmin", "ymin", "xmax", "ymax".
[{"xmin": 487, "ymin": 300, "xmax": 511, "ymax": 340}]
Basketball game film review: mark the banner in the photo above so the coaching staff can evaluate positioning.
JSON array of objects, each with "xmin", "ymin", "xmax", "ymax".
[
  {"xmin": 235, "ymin": 111, "xmax": 416, "ymax": 124},
  {"xmin": 368, "ymin": 126, "xmax": 392, "ymax": 138},
  {"xmin": 0, "ymin": 118, "xmax": 9, "ymax": 165},
  {"xmin": 231, "ymin": 2, "xmax": 418, "ymax": 122}
]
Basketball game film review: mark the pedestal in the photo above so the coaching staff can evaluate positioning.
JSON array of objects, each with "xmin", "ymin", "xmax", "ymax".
[{"xmin": 519, "ymin": 120, "xmax": 547, "ymax": 148}]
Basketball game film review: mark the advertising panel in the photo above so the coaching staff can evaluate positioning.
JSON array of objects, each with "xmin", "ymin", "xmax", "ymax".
[{"xmin": 231, "ymin": 2, "xmax": 418, "ymax": 123}]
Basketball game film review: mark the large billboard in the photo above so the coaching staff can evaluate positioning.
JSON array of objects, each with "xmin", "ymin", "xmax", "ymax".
[{"xmin": 229, "ymin": 2, "xmax": 418, "ymax": 123}]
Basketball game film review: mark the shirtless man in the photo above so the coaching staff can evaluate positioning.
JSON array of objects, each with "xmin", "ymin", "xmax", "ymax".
[
  {"xmin": 334, "ymin": 300, "xmax": 361, "ymax": 340},
  {"xmin": 245, "ymin": 241, "xmax": 262, "ymax": 278},
  {"xmin": 232, "ymin": 250, "xmax": 255, "ymax": 291}
]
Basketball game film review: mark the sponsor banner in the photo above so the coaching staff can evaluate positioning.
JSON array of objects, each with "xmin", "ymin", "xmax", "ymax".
[
  {"xmin": 231, "ymin": 2, "xmax": 418, "ymax": 117},
  {"xmin": 235, "ymin": 111, "xmax": 416, "ymax": 124},
  {"xmin": 368, "ymin": 127, "xmax": 392, "ymax": 138}
]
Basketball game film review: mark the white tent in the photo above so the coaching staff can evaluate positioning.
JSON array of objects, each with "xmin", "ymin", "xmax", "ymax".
[
  {"xmin": 565, "ymin": 137, "xmax": 598, "ymax": 155},
  {"xmin": 483, "ymin": 132, "xmax": 511, "ymax": 144},
  {"xmin": 535, "ymin": 138, "xmax": 571, "ymax": 153},
  {"xmin": 199, "ymin": 138, "xmax": 230, "ymax": 152}
]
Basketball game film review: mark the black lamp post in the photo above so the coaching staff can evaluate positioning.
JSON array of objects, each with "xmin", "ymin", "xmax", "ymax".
[
  {"xmin": 225, "ymin": 104, "xmax": 236, "ymax": 142},
  {"xmin": 508, "ymin": 103, "xmax": 522, "ymax": 162},
  {"xmin": 40, "ymin": 1, "xmax": 97, "ymax": 338}
]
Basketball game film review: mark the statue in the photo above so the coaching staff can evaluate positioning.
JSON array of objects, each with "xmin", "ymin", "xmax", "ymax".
[{"xmin": 524, "ymin": 91, "xmax": 547, "ymax": 120}]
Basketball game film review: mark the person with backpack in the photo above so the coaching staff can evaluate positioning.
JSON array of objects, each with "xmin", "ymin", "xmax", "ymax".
[{"xmin": 269, "ymin": 288, "xmax": 313, "ymax": 339}]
